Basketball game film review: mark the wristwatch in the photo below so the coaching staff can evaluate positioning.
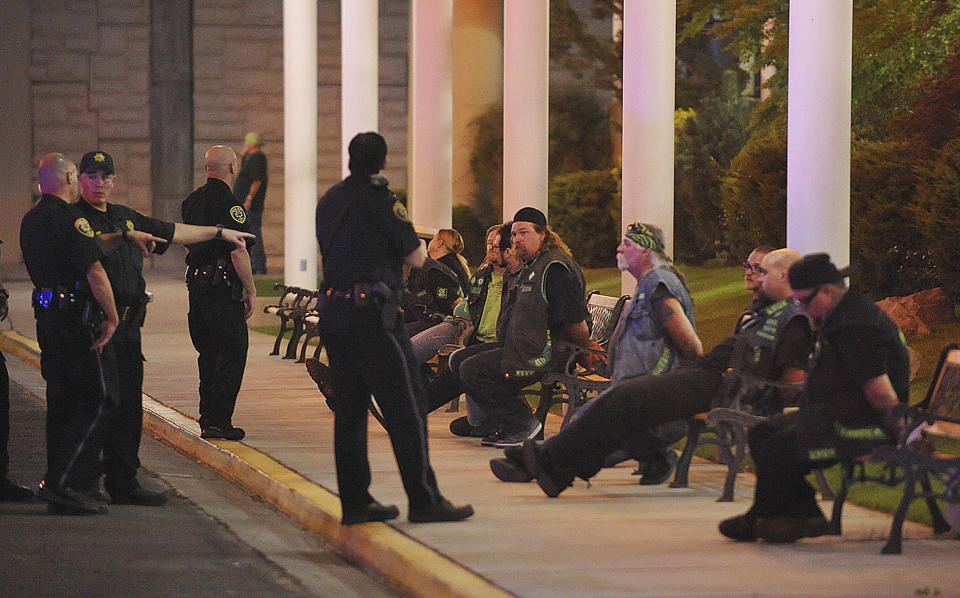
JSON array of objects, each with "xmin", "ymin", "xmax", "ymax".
[{"xmin": 216, "ymin": 224, "xmax": 223, "ymax": 238}]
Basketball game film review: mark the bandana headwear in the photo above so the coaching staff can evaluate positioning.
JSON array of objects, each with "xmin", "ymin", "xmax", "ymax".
[
  {"xmin": 625, "ymin": 222, "xmax": 665, "ymax": 254},
  {"xmin": 244, "ymin": 132, "xmax": 263, "ymax": 146}
]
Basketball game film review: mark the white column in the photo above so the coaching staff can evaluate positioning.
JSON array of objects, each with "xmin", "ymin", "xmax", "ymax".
[
  {"xmin": 786, "ymin": 1, "xmax": 852, "ymax": 267},
  {"xmin": 283, "ymin": 0, "xmax": 317, "ymax": 288},
  {"xmin": 341, "ymin": 0, "xmax": 379, "ymax": 178},
  {"xmin": 620, "ymin": 1, "xmax": 675, "ymax": 294},
  {"xmin": 408, "ymin": 0, "xmax": 453, "ymax": 230},
  {"xmin": 502, "ymin": 0, "xmax": 548, "ymax": 221}
]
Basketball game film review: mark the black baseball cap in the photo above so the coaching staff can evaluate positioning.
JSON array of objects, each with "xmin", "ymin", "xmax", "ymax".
[
  {"xmin": 788, "ymin": 253, "xmax": 846, "ymax": 290},
  {"xmin": 79, "ymin": 150, "xmax": 115, "ymax": 175}
]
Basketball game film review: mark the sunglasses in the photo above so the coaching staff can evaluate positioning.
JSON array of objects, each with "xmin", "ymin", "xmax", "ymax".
[
  {"xmin": 797, "ymin": 286, "xmax": 822, "ymax": 306},
  {"xmin": 742, "ymin": 262, "xmax": 762, "ymax": 272}
]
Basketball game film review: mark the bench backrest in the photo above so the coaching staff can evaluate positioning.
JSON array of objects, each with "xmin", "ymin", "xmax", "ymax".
[
  {"xmin": 921, "ymin": 343, "xmax": 960, "ymax": 437},
  {"xmin": 586, "ymin": 290, "xmax": 630, "ymax": 346}
]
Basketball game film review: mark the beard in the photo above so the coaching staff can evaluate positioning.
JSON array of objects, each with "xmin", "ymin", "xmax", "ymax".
[{"xmin": 616, "ymin": 254, "xmax": 629, "ymax": 271}]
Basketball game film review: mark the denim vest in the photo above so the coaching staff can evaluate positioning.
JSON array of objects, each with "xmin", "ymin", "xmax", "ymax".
[{"xmin": 609, "ymin": 267, "xmax": 696, "ymax": 382}]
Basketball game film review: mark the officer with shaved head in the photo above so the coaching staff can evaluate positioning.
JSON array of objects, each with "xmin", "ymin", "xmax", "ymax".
[{"xmin": 182, "ymin": 145, "xmax": 256, "ymax": 441}]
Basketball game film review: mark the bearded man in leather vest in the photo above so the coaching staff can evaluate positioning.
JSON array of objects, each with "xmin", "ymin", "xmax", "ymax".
[{"xmin": 457, "ymin": 207, "xmax": 596, "ymax": 448}]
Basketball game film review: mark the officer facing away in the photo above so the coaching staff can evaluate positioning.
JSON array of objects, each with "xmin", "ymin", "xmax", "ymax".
[{"xmin": 315, "ymin": 131, "xmax": 473, "ymax": 525}]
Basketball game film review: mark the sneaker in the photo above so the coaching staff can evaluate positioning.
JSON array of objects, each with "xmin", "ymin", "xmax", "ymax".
[
  {"xmin": 521, "ymin": 440, "xmax": 574, "ymax": 497},
  {"xmin": 0, "ymin": 477, "xmax": 35, "ymax": 502},
  {"xmin": 38, "ymin": 483, "xmax": 108, "ymax": 515},
  {"xmin": 484, "ymin": 420, "xmax": 542, "ymax": 448},
  {"xmin": 755, "ymin": 514, "xmax": 829, "ymax": 543},
  {"xmin": 201, "ymin": 425, "xmax": 246, "ymax": 441},
  {"xmin": 108, "ymin": 482, "xmax": 168, "ymax": 506},
  {"xmin": 408, "ymin": 499, "xmax": 474, "ymax": 523},
  {"xmin": 449, "ymin": 416, "xmax": 497, "ymax": 438},
  {"xmin": 719, "ymin": 514, "xmax": 758, "ymax": 541},
  {"xmin": 638, "ymin": 448, "xmax": 679, "ymax": 486},
  {"xmin": 341, "ymin": 500, "xmax": 400, "ymax": 525}
]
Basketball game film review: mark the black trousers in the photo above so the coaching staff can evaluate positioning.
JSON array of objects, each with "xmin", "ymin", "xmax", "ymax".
[
  {"xmin": 542, "ymin": 363, "xmax": 722, "ymax": 479},
  {"xmin": 0, "ymin": 350, "xmax": 9, "ymax": 479},
  {"xmin": 323, "ymin": 312, "xmax": 442, "ymax": 511},
  {"xmin": 187, "ymin": 288, "xmax": 248, "ymax": 430},
  {"xmin": 424, "ymin": 341, "xmax": 494, "ymax": 414},
  {"xmin": 102, "ymin": 319, "xmax": 145, "ymax": 492},
  {"xmin": 457, "ymin": 344, "xmax": 541, "ymax": 435},
  {"xmin": 36, "ymin": 311, "xmax": 118, "ymax": 491}
]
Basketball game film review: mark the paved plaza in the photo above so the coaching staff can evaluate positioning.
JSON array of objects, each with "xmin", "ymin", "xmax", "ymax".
[{"xmin": 2, "ymin": 271, "xmax": 959, "ymax": 597}]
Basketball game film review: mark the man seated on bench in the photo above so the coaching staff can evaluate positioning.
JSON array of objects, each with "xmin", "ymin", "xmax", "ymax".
[
  {"xmin": 719, "ymin": 253, "xmax": 909, "ymax": 544},
  {"xmin": 490, "ymin": 222, "xmax": 702, "ymax": 483},
  {"xmin": 419, "ymin": 222, "xmax": 526, "ymax": 436},
  {"xmin": 455, "ymin": 207, "xmax": 596, "ymax": 448},
  {"xmin": 506, "ymin": 249, "xmax": 813, "ymax": 496}
]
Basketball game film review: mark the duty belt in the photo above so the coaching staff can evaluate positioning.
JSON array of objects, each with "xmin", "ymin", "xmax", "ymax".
[{"xmin": 32, "ymin": 285, "xmax": 88, "ymax": 311}]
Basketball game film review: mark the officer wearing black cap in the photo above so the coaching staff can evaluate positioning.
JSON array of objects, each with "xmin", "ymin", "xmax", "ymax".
[
  {"xmin": 20, "ymin": 152, "xmax": 120, "ymax": 514},
  {"xmin": 315, "ymin": 131, "xmax": 473, "ymax": 525},
  {"xmin": 720, "ymin": 252, "xmax": 910, "ymax": 544},
  {"xmin": 77, "ymin": 150, "xmax": 253, "ymax": 505},
  {"xmin": 182, "ymin": 145, "xmax": 257, "ymax": 441}
]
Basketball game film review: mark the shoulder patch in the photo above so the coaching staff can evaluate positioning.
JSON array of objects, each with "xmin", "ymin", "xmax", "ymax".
[
  {"xmin": 229, "ymin": 205, "xmax": 247, "ymax": 224},
  {"xmin": 392, "ymin": 200, "xmax": 410, "ymax": 223},
  {"xmin": 74, "ymin": 217, "xmax": 95, "ymax": 238},
  {"xmin": 125, "ymin": 219, "xmax": 134, "ymax": 231}
]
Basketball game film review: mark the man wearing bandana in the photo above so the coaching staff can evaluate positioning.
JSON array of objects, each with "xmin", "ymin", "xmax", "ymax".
[
  {"xmin": 512, "ymin": 248, "xmax": 813, "ymax": 498},
  {"xmin": 490, "ymin": 223, "xmax": 702, "ymax": 483}
]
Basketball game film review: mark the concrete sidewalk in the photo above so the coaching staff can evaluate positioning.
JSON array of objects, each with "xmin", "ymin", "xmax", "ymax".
[{"xmin": 3, "ymin": 271, "xmax": 960, "ymax": 597}]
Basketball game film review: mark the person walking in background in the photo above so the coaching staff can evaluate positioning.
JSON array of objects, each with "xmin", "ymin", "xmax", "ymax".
[{"xmin": 233, "ymin": 132, "xmax": 268, "ymax": 274}]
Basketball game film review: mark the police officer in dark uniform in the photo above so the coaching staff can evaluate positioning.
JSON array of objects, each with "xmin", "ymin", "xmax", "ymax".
[
  {"xmin": 0, "ymin": 240, "xmax": 35, "ymax": 501},
  {"xmin": 77, "ymin": 150, "xmax": 254, "ymax": 505},
  {"xmin": 20, "ymin": 152, "xmax": 120, "ymax": 514},
  {"xmin": 182, "ymin": 145, "xmax": 257, "ymax": 441},
  {"xmin": 316, "ymin": 131, "xmax": 473, "ymax": 525}
]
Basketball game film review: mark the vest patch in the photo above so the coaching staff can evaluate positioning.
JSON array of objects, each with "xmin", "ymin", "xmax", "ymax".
[{"xmin": 125, "ymin": 219, "xmax": 134, "ymax": 231}]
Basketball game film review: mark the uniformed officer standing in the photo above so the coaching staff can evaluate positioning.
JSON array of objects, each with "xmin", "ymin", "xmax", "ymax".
[
  {"xmin": 316, "ymin": 132, "xmax": 473, "ymax": 525},
  {"xmin": 76, "ymin": 150, "xmax": 254, "ymax": 504},
  {"xmin": 182, "ymin": 145, "xmax": 257, "ymax": 440},
  {"xmin": 20, "ymin": 153, "xmax": 120, "ymax": 514},
  {"xmin": 0, "ymin": 239, "xmax": 35, "ymax": 502}
]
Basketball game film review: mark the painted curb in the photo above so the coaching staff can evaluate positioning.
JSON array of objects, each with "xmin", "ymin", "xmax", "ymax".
[{"xmin": 3, "ymin": 328, "xmax": 512, "ymax": 598}]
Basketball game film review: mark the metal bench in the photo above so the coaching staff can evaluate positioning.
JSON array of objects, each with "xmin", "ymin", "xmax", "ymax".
[
  {"xmin": 533, "ymin": 291, "xmax": 629, "ymax": 430},
  {"xmin": 849, "ymin": 343, "xmax": 960, "ymax": 553},
  {"xmin": 263, "ymin": 283, "xmax": 314, "ymax": 356}
]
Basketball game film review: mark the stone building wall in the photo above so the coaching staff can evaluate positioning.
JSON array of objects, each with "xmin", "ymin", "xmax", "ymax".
[
  {"xmin": 8, "ymin": 0, "xmax": 411, "ymax": 274},
  {"xmin": 31, "ymin": 0, "xmax": 153, "ymax": 215}
]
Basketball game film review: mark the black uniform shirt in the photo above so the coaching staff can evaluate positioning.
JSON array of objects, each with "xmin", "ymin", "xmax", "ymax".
[
  {"xmin": 20, "ymin": 194, "xmax": 105, "ymax": 291},
  {"xmin": 181, "ymin": 178, "xmax": 253, "ymax": 267},
  {"xmin": 232, "ymin": 151, "xmax": 268, "ymax": 213},
  {"xmin": 76, "ymin": 200, "xmax": 175, "ymax": 306},
  {"xmin": 315, "ymin": 174, "xmax": 420, "ymax": 292}
]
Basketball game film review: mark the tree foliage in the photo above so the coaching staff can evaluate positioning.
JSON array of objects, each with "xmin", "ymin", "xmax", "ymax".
[{"xmin": 549, "ymin": 168, "xmax": 620, "ymax": 268}]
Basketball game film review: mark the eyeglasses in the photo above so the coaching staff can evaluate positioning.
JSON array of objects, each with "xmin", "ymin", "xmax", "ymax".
[
  {"xmin": 797, "ymin": 286, "xmax": 822, "ymax": 306},
  {"xmin": 742, "ymin": 262, "xmax": 762, "ymax": 272}
]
